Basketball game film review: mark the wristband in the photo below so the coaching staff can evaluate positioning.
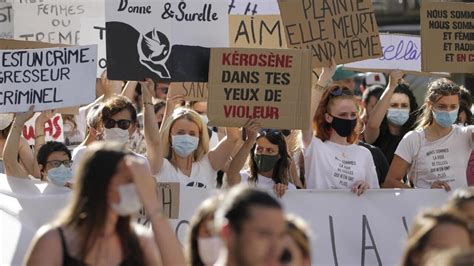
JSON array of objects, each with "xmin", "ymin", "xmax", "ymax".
[
  {"xmin": 312, "ymin": 83, "xmax": 326, "ymax": 92},
  {"xmin": 35, "ymin": 134, "xmax": 45, "ymax": 139}
]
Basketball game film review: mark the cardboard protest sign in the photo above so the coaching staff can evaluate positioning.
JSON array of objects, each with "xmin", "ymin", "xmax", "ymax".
[
  {"xmin": 420, "ymin": 2, "xmax": 474, "ymax": 73},
  {"xmin": 207, "ymin": 48, "xmax": 311, "ymax": 129},
  {"xmin": 0, "ymin": 43, "xmax": 97, "ymax": 112},
  {"xmin": 22, "ymin": 113, "xmax": 64, "ymax": 145},
  {"xmin": 0, "ymin": 2, "xmax": 13, "ymax": 39},
  {"xmin": 344, "ymin": 34, "xmax": 449, "ymax": 76},
  {"xmin": 229, "ymin": 15, "xmax": 287, "ymax": 48},
  {"xmin": 105, "ymin": 0, "xmax": 229, "ymax": 82},
  {"xmin": 12, "ymin": 0, "xmax": 104, "ymax": 45},
  {"xmin": 169, "ymin": 82, "xmax": 208, "ymax": 101},
  {"xmin": 80, "ymin": 17, "xmax": 106, "ymax": 77},
  {"xmin": 136, "ymin": 182, "xmax": 180, "ymax": 223},
  {"xmin": 277, "ymin": 0, "xmax": 382, "ymax": 67},
  {"xmin": 228, "ymin": 0, "xmax": 280, "ymax": 15}
]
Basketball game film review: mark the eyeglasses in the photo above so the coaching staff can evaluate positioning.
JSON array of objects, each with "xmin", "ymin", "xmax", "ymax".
[
  {"xmin": 46, "ymin": 160, "xmax": 72, "ymax": 168},
  {"xmin": 104, "ymin": 119, "xmax": 132, "ymax": 130},
  {"xmin": 259, "ymin": 128, "xmax": 291, "ymax": 137}
]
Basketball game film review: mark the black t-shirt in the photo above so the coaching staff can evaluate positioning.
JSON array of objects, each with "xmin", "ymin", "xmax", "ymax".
[
  {"xmin": 373, "ymin": 129, "xmax": 403, "ymax": 164},
  {"xmin": 358, "ymin": 141, "xmax": 389, "ymax": 186}
]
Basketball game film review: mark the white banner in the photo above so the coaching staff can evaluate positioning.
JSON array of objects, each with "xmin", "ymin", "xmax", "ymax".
[
  {"xmin": 12, "ymin": 0, "xmax": 104, "ymax": 45},
  {"xmin": 0, "ymin": 45, "xmax": 97, "ymax": 112},
  {"xmin": 22, "ymin": 113, "xmax": 64, "ymax": 146},
  {"xmin": 0, "ymin": 2, "xmax": 13, "ymax": 39},
  {"xmin": 344, "ymin": 34, "xmax": 449, "ymax": 75},
  {"xmin": 79, "ymin": 17, "xmax": 106, "ymax": 77},
  {"xmin": 0, "ymin": 175, "xmax": 450, "ymax": 266}
]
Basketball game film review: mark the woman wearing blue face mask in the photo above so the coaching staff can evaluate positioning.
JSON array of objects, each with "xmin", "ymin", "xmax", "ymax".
[
  {"xmin": 384, "ymin": 78, "xmax": 473, "ymax": 191},
  {"xmin": 364, "ymin": 71, "xmax": 419, "ymax": 164},
  {"xmin": 25, "ymin": 142, "xmax": 185, "ymax": 265},
  {"xmin": 140, "ymin": 79, "xmax": 240, "ymax": 188}
]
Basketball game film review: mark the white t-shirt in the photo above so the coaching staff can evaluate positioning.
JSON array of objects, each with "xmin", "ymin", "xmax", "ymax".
[
  {"xmin": 395, "ymin": 125, "xmax": 473, "ymax": 189},
  {"xmin": 71, "ymin": 145, "xmax": 87, "ymax": 174},
  {"xmin": 156, "ymin": 154, "xmax": 217, "ymax": 188},
  {"xmin": 240, "ymin": 171, "xmax": 297, "ymax": 190},
  {"xmin": 71, "ymin": 145, "xmax": 148, "ymax": 175},
  {"xmin": 303, "ymin": 137, "xmax": 379, "ymax": 189}
]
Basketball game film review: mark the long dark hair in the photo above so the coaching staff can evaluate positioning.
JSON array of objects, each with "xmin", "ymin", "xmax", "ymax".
[
  {"xmin": 381, "ymin": 84, "xmax": 419, "ymax": 136},
  {"xmin": 56, "ymin": 142, "xmax": 144, "ymax": 264},
  {"xmin": 249, "ymin": 133, "xmax": 290, "ymax": 185}
]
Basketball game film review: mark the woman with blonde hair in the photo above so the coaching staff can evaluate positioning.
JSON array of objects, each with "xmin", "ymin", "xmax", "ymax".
[
  {"xmin": 141, "ymin": 79, "xmax": 240, "ymax": 188},
  {"xmin": 384, "ymin": 79, "xmax": 473, "ymax": 191},
  {"xmin": 401, "ymin": 208, "xmax": 472, "ymax": 266},
  {"xmin": 302, "ymin": 60, "xmax": 379, "ymax": 195}
]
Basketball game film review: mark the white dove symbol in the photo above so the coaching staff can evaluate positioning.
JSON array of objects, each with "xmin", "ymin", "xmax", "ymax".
[{"xmin": 143, "ymin": 29, "xmax": 168, "ymax": 59}]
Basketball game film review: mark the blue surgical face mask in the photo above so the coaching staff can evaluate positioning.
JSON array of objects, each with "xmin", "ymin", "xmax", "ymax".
[
  {"xmin": 172, "ymin": 134, "xmax": 199, "ymax": 157},
  {"xmin": 47, "ymin": 165, "xmax": 73, "ymax": 187},
  {"xmin": 387, "ymin": 108, "xmax": 410, "ymax": 126},
  {"xmin": 432, "ymin": 108, "xmax": 458, "ymax": 128}
]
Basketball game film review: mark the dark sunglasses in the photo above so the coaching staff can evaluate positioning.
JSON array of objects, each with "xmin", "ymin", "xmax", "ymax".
[
  {"xmin": 46, "ymin": 160, "xmax": 72, "ymax": 168},
  {"xmin": 329, "ymin": 86, "xmax": 353, "ymax": 97},
  {"xmin": 104, "ymin": 119, "xmax": 132, "ymax": 130},
  {"xmin": 259, "ymin": 128, "xmax": 291, "ymax": 137}
]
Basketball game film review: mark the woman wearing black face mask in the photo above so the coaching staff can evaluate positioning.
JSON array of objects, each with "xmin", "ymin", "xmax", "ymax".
[
  {"xmin": 226, "ymin": 119, "xmax": 296, "ymax": 198},
  {"xmin": 301, "ymin": 61, "xmax": 379, "ymax": 195}
]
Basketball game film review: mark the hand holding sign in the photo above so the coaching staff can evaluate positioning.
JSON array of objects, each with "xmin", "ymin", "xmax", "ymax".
[
  {"xmin": 243, "ymin": 118, "xmax": 261, "ymax": 142},
  {"xmin": 318, "ymin": 58, "xmax": 337, "ymax": 87},
  {"xmin": 35, "ymin": 109, "xmax": 56, "ymax": 129},
  {"xmin": 14, "ymin": 106, "xmax": 35, "ymax": 126},
  {"xmin": 387, "ymin": 70, "xmax": 404, "ymax": 90}
]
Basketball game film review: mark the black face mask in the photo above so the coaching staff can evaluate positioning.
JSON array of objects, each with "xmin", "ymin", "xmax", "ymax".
[{"xmin": 330, "ymin": 115, "xmax": 357, "ymax": 137}]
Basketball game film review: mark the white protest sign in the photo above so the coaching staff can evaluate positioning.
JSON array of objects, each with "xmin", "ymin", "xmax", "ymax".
[
  {"xmin": 0, "ymin": 174, "xmax": 450, "ymax": 266},
  {"xmin": 0, "ymin": 45, "xmax": 97, "ymax": 112},
  {"xmin": 228, "ymin": 0, "xmax": 280, "ymax": 15},
  {"xmin": 105, "ymin": 0, "xmax": 229, "ymax": 81},
  {"xmin": 12, "ymin": 0, "xmax": 104, "ymax": 45},
  {"xmin": 79, "ymin": 17, "xmax": 106, "ymax": 77},
  {"xmin": 22, "ymin": 113, "xmax": 64, "ymax": 145},
  {"xmin": 0, "ymin": 2, "xmax": 13, "ymax": 39},
  {"xmin": 344, "ymin": 34, "xmax": 449, "ymax": 75}
]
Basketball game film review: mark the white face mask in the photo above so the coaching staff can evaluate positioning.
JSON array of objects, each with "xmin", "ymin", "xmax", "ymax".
[
  {"xmin": 103, "ymin": 128, "xmax": 130, "ymax": 145},
  {"xmin": 198, "ymin": 236, "xmax": 221, "ymax": 265},
  {"xmin": 111, "ymin": 183, "xmax": 142, "ymax": 216}
]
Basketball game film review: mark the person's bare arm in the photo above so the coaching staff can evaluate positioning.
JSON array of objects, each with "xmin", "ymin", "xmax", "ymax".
[
  {"xmin": 302, "ymin": 59, "xmax": 337, "ymax": 148},
  {"xmin": 24, "ymin": 225, "xmax": 62, "ymax": 266},
  {"xmin": 208, "ymin": 126, "xmax": 241, "ymax": 171},
  {"xmin": 382, "ymin": 155, "xmax": 411, "ymax": 188},
  {"xmin": 125, "ymin": 156, "xmax": 186, "ymax": 266},
  {"xmin": 226, "ymin": 119, "xmax": 260, "ymax": 186},
  {"xmin": 121, "ymin": 81, "xmax": 138, "ymax": 102},
  {"xmin": 365, "ymin": 71, "xmax": 404, "ymax": 144},
  {"xmin": 140, "ymin": 79, "xmax": 164, "ymax": 175},
  {"xmin": 4, "ymin": 107, "xmax": 35, "ymax": 178}
]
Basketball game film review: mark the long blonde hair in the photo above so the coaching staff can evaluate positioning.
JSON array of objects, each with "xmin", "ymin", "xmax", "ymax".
[
  {"xmin": 416, "ymin": 78, "xmax": 460, "ymax": 129},
  {"xmin": 160, "ymin": 107, "xmax": 210, "ymax": 162}
]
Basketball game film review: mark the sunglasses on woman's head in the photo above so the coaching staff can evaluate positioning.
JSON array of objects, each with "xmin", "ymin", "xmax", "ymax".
[
  {"xmin": 259, "ymin": 128, "xmax": 291, "ymax": 137},
  {"xmin": 329, "ymin": 86, "xmax": 353, "ymax": 97},
  {"xmin": 104, "ymin": 119, "xmax": 132, "ymax": 130}
]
